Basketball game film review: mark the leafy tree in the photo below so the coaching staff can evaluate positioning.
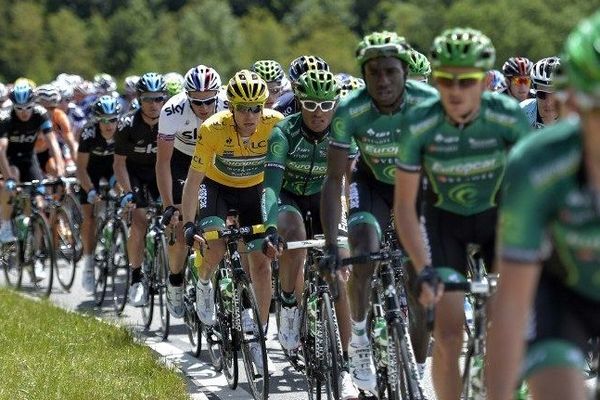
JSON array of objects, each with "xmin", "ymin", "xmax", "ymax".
[{"xmin": 237, "ymin": 7, "xmax": 289, "ymax": 69}]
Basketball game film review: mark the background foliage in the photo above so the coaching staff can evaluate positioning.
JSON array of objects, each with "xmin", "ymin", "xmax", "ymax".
[{"xmin": 0, "ymin": 0, "xmax": 596, "ymax": 85}]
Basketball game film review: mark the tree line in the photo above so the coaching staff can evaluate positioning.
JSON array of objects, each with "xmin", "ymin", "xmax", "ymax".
[{"xmin": 0, "ymin": 0, "xmax": 595, "ymax": 87}]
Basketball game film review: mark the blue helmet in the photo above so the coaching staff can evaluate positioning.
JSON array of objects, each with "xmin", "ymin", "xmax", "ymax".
[
  {"xmin": 94, "ymin": 95, "xmax": 121, "ymax": 117},
  {"xmin": 136, "ymin": 72, "xmax": 166, "ymax": 93},
  {"xmin": 10, "ymin": 82, "xmax": 34, "ymax": 105}
]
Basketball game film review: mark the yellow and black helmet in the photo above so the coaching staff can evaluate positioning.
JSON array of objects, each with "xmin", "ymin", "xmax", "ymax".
[{"xmin": 226, "ymin": 69, "xmax": 269, "ymax": 105}]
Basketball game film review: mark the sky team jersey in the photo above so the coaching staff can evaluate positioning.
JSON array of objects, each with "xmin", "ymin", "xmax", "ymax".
[
  {"xmin": 0, "ymin": 105, "xmax": 52, "ymax": 158},
  {"xmin": 114, "ymin": 110, "xmax": 158, "ymax": 167},
  {"xmin": 158, "ymin": 91, "xmax": 227, "ymax": 156},
  {"xmin": 190, "ymin": 109, "xmax": 284, "ymax": 188},
  {"xmin": 329, "ymin": 80, "xmax": 439, "ymax": 185},
  {"xmin": 265, "ymin": 113, "xmax": 358, "ymax": 197},
  {"xmin": 498, "ymin": 117, "xmax": 600, "ymax": 301},
  {"xmin": 396, "ymin": 91, "xmax": 529, "ymax": 216},
  {"xmin": 79, "ymin": 123, "xmax": 115, "ymax": 159}
]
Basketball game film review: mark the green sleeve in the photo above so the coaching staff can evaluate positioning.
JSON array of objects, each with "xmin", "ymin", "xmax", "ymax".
[
  {"xmin": 395, "ymin": 114, "xmax": 425, "ymax": 172},
  {"xmin": 497, "ymin": 149, "xmax": 555, "ymax": 263},
  {"xmin": 262, "ymin": 126, "xmax": 289, "ymax": 229},
  {"xmin": 329, "ymin": 105, "xmax": 352, "ymax": 151}
]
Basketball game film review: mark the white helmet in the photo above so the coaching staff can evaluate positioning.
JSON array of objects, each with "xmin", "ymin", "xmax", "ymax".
[
  {"xmin": 35, "ymin": 84, "xmax": 61, "ymax": 106},
  {"xmin": 531, "ymin": 56, "xmax": 561, "ymax": 89},
  {"xmin": 184, "ymin": 65, "xmax": 221, "ymax": 92},
  {"xmin": 124, "ymin": 75, "xmax": 140, "ymax": 96}
]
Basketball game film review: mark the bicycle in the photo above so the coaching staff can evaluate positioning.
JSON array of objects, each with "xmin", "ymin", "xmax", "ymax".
[
  {"xmin": 196, "ymin": 211, "xmax": 269, "ymax": 400},
  {"xmin": 140, "ymin": 198, "xmax": 170, "ymax": 340},
  {"xmin": 436, "ymin": 252, "xmax": 498, "ymax": 400},
  {"xmin": 279, "ymin": 235, "xmax": 347, "ymax": 400},
  {"xmin": 2, "ymin": 180, "xmax": 56, "ymax": 297},
  {"xmin": 92, "ymin": 183, "xmax": 131, "ymax": 316},
  {"xmin": 340, "ymin": 231, "xmax": 426, "ymax": 400}
]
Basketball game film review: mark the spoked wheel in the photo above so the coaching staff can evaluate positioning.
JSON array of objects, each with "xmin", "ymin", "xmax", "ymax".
[
  {"xmin": 156, "ymin": 236, "xmax": 170, "ymax": 340},
  {"xmin": 63, "ymin": 192, "xmax": 84, "ymax": 263},
  {"xmin": 2, "ymin": 236, "xmax": 22, "ymax": 288},
  {"xmin": 23, "ymin": 214, "xmax": 55, "ymax": 298},
  {"xmin": 300, "ymin": 289, "xmax": 319, "ymax": 400},
  {"xmin": 111, "ymin": 221, "xmax": 130, "ymax": 316},
  {"xmin": 93, "ymin": 222, "xmax": 109, "ymax": 307},
  {"xmin": 206, "ymin": 275, "xmax": 224, "ymax": 372},
  {"xmin": 53, "ymin": 207, "xmax": 77, "ymax": 291},
  {"xmin": 184, "ymin": 268, "xmax": 202, "ymax": 357},
  {"xmin": 238, "ymin": 280, "xmax": 269, "ymax": 400},
  {"xmin": 216, "ymin": 281, "xmax": 238, "ymax": 389},
  {"xmin": 141, "ymin": 258, "xmax": 155, "ymax": 330},
  {"xmin": 319, "ymin": 293, "xmax": 342, "ymax": 400},
  {"xmin": 390, "ymin": 322, "xmax": 425, "ymax": 400}
]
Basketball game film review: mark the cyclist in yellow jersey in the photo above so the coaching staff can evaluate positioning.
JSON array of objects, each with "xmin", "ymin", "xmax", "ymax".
[{"xmin": 181, "ymin": 70, "xmax": 283, "ymax": 371}]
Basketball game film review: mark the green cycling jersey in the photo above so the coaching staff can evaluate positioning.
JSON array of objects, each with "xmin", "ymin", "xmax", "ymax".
[
  {"xmin": 262, "ymin": 113, "xmax": 357, "ymax": 229},
  {"xmin": 498, "ymin": 117, "xmax": 600, "ymax": 301},
  {"xmin": 329, "ymin": 80, "xmax": 439, "ymax": 185},
  {"xmin": 396, "ymin": 91, "xmax": 530, "ymax": 215}
]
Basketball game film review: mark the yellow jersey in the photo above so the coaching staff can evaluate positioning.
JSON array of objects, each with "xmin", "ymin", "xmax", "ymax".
[{"xmin": 190, "ymin": 109, "xmax": 284, "ymax": 188}]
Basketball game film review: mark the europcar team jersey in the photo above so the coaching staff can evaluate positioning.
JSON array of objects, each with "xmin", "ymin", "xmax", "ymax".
[
  {"xmin": 498, "ymin": 117, "xmax": 600, "ymax": 301},
  {"xmin": 0, "ymin": 106, "xmax": 52, "ymax": 159},
  {"xmin": 396, "ymin": 91, "xmax": 530, "ymax": 216},
  {"xmin": 330, "ymin": 80, "xmax": 439, "ymax": 185},
  {"xmin": 158, "ymin": 91, "xmax": 227, "ymax": 156},
  {"xmin": 114, "ymin": 110, "xmax": 158, "ymax": 167},
  {"xmin": 190, "ymin": 109, "xmax": 284, "ymax": 188},
  {"xmin": 79, "ymin": 123, "xmax": 115, "ymax": 165}
]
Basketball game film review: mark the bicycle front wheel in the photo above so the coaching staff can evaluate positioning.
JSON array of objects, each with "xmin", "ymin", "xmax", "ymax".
[
  {"xmin": 320, "ymin": 292, "xmax": 342, "ymax": 400},
  {"xmin": 2, "ymin": 235, "xmax": 22, "ymax": 288},
  {"xmin": 156, "ymin": 235, "xmax": 170, "ymax": 340},
  {"xmin": 389, "ymin": 322, "xmax": 426, "ymax": 400},
  {"xmin": 238, "ymin": 279, "xmax": 269, "ymax": 400},
  {"xmin": 93, "ymin": 219, "xmax": 109, "ymax": 307},
  {"xmin": 24, "ymin": 213, "xmax": 55, "ymax": 298},
  {"xmin": 111, "ymin": 220, "xmax": 130, "ymax": 316},
  {"xmin": 141, "ymin": 257, "xmax": 155, "ymax": 330},
  {"xmin": 53, "ymin": 206, "xmax": 77, "ymax": 291}
]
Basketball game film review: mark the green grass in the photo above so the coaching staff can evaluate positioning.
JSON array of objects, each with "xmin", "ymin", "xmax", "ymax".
[{"xmin": 0, "ymin": 288, "xmax": 189, "ymax": 400}]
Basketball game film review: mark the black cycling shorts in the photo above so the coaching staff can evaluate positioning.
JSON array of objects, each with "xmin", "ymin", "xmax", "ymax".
[
  {"xmin": 170, "ymin": 150, "xmax": 191, "ymax": 205},
  {"xmin": 36, "ymin": 150, "xmax": 50, "ymax": 172},
  {"xmin": 79, "ymin": 163, "xmax": 114, "ymax": 205},
  {"xmin": 424, "ymin": 204, "xmax": 497, "ymax": 276},
  {"xmin": 348, "ymin": 169, "xmax": 395, "ymax": 232},
  {"xmin": 198, "ymin": 178, "xmax": 263, "ymax": 230},
  {"xmin": 126, "ymin": 162, "xmax": 159, "ymax": 208},
  {"xmin": 9, "ymin": 155, "xmax": 43, "ymax": 182},
  {"xmin": 279, "ymin": 189, "xmax": 324, "ymax": 236}
]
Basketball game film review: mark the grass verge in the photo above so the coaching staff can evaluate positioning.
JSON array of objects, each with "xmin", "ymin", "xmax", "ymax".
[{"xmin": 0, "ymin": 287, "xmax": 188, "ymax": 400}]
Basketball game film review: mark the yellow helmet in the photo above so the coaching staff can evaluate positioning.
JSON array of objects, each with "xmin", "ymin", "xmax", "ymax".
[
  {"xmin": 226, "ymin": 69, "xmax": 269, "ymax": 105},
  {"xmin": 15, "ymin": 77, "xmax": 37, "ymax": 89}
]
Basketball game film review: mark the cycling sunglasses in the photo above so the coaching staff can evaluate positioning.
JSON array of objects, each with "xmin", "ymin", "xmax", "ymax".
[
  {"xmin": 98, "ymin": 116, "xmax": 119, "ymax": 124},
  {"xmin": 13, "ymin": 104, "xmax": 34, "ymax": 112},
  {"xmin": 188, "ymin": 95, "xmax": 218, "ymax": 107},
  {"xmin": 511, "ymin": 76, "xmax": 531, "ymax": 86},
  {"xmin": 432, "ymin": 71, "xmax": 486, "ymax": 89},
  {"xmin": 140, "ymin": 95, "xmax": 168, "ymax": 103},
  {"xmin": 535, "ymin": 90, "xmax": 554, "ymax": 100},
  {"xmin": 234, "ymin": 104, "xmax": 263, "ymax": 113},
  {"xmin": 300, "ymin": 100, "xmax": 337, "ymax": 112}
]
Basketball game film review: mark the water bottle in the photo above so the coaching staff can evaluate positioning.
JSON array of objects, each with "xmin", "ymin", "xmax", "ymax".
[
  {"xmin": 307, "ymin": 293, "xmax": 318, "ymax": 336},
  {"xmin": 15, "ymin": 215, "xmax": 29, "ymax": 241},
  {"xmin": 219, "ymin": 275, "xmax": 233, "ymax": 313},
  {"xmin": 372, "ymin": 316, "xmax": 389, "ymax": 367}
]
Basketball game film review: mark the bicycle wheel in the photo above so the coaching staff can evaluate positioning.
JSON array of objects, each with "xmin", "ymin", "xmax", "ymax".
[
  {"xmin": 24, "ymin": 213, "xmax": 55, "ymax": 298},
  {"xmin": 53, "ymin": 206, "xmax": 77, "ymax": 291},
  {"xmin": 215, "ymin": 270, "xmax": 238, "ymax": 389},
  {"xmin": 63, "ymin": 192, "xmax": 83, "ymax": 262},
  {"xmin": 206, "ymin": 270, "xmax": 223, "ymax": 371},
  {"xmin": 156, "ymin": 235, "xmax": 170, "ymax": 340},
  {"xmin": 93, "ymin": 218, "xmax": 110, "ymax": 307},
  {"xmin": 2, "ymin": 235, "xmax": 22, "ymax": 288},
  {"xmin": 319, "ymin": 292, "xmax": 342, "ymax": 400},
  {"xmin": 238, "ymin": 279, "xmax": 269, "ymax": 400},
  {"xmin": 184, "ymin": 267, "xmax": 202, "ymax": 357},
  {"xmin": 111, "ymin": 220, "xmax": 130, "ymax": 315},
  {"xmin": 141, "ymin": 255, "xmax": 155, "ymax": 330},
  {"xmin": 390, "ymin": 322, "xmax": 426, "ymax": 400}
]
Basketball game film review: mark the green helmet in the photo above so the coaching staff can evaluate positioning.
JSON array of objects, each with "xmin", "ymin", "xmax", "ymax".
[
  {"xmin": 562, "ymin": 11, "xmax": 600, "ymax": 95},
  {"xmin": 430, "ymin": 28, "xmax": 495, "ymax": 70},
  {"xmin": 251, "ymin": 60, "xmax": 285, "ymax": 83},
  {"xmin": 407, "ymin": 50, "xmax": 432, "ymax": 76},
  {"xmin": 164, "ymin": 72, "xmax": 185, "ymax": 97},
  {"xmin": 356, "ymin": 31, "xmax": 411, "ymax": 67},
  {"xmin": 294, "ymin": 70, "xmax": 339, "ymax": 101}
]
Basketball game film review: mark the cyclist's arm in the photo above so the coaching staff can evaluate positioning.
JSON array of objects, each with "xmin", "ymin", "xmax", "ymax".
[
  {"xmin": 44, "ymin": 130, "xmax": 65, "ymax": 176},
  {"xmin": 486, "ymin": 260, "xmax": 540, "ymax": 400},
  {"xmin": 113, "ymin": 154, "xmax": 132, "ymax": 193},
  {"xmin": 156, "ymin": 133, "xmax": 174, "ymax": 207},
  {"xmin": 0, "ymin": 137, "xmax": 14, "ymax": 179},
  {"xmin": 181, "ymin": 167, "xmax": 205, "ymax": 225},
  {"xmin": 75, "ymin": 152, "xmax": 94, "ymax": 193},
  {"xmin": 393, "ymin": 169, "xmax": 430, "ymax": 271},
  {"xmin": 57, "ymin": 111, "xmax": 78, "ymax": 160},
  {"xmin": 320, "ymin": 146, "xmax": 347, "ymax": 246},
  {"xmin": 262, "ymin": 125, "xmax": 288, "ymax": 229}
]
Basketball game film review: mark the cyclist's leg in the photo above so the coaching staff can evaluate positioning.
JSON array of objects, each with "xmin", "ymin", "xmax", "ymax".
[
  {"xmin": 524, "ymin": 274, "xmax": 594, "ymax": 400},
  {"xmin": 167, "ymin": 156, "xmax": 190, "ymax": 281},
  {"xmin": 426, "ymin": 205, "xmax": 468, "ymax": 400}
]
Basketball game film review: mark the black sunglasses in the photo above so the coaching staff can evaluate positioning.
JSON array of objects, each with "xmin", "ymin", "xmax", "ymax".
[
  {"xmin": 140, "ymin": 95, "xmax": 168, "ymax": 103},
  {"xmin": 188, "ymin": 95, "xmax": 218, "ymax": 106},
  {"xmin": 535, "ymin": 91, "xmax": 553, "ymax": 100}
]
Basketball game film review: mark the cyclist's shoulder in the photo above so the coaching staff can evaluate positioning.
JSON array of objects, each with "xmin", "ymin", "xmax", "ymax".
[
  {"xmin": 160, "ymin": 92, "xmax": 188, "ymax": 117},
  {"xmin": 403, "ymin": 97, "xmax": 444, "ymax": 135},
  {"xmin": 480, "ymin": 91, "xmax": 526, "ymax": 127},
  {"xmin": 274, "ymin": 112, "xmax": 302, "ymax": 133},
  {"xmin": 337, "ymin": 87, "xmax": 371, "ymax": 117},
  {"xmin": 404, "ymin": 80, "xmax": 439, "ymax": 105},
  {"xmin": 261, "ymin": 108, "xmax": 285, "ymax": 124},
  {"xmin": 508, "ymin": 116, "xmax": 581, "ymax": 176}
]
